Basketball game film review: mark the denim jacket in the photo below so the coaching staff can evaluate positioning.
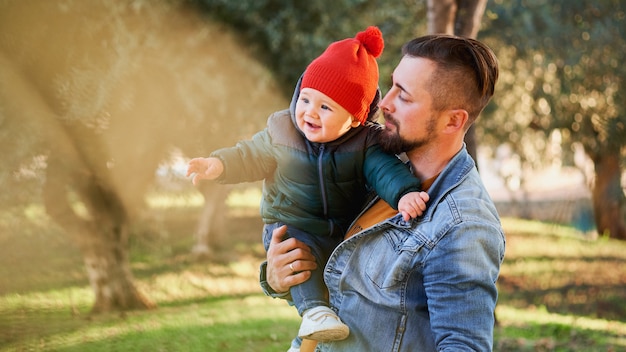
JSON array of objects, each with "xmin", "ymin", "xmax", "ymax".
[
  {"xmin": 321, "ymin": 147, "xmax": 505, "ymax": 351},
  {"xmin": 260, "ymin": 147, "xmax": 505, "ymax": 351}
]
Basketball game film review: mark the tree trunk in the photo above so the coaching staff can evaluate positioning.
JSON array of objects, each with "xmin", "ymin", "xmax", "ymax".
[
  {"xmin": 591, "ymin": 152, "xmax": 626, "ymax": 240},
  {"xmin": 1, "ymin": 50, "xmax": 154, "ymax": 313},
  {"xmin": 82, "ymin": 229, "xmax": 155, "ymax": 313},
  {"xmin": 43, "ymin": 148, "xmax": 155, "ymax": 313},
  {"xmin": 453, "ymin": 0, "xmax": 488, "ymax": 38},
  {"xmin": 427, "ymin": 0, "xmax": 458, "ymax": 35},
  {"xmin": 464, "ymin": 124, "xmax": 479, "ymax": 170},
  {"xmin": 426, "ymin": 0, "xmax": 487, "ymax": 168},
  {"xmin": 192, "ymin": 182, "xmax": 229, "ymax": 259}
]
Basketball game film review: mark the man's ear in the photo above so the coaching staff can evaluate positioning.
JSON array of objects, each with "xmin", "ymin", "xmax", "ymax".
[{"xmin": 443, "ymin": 109, "xmax": 468, "ymax": 133}]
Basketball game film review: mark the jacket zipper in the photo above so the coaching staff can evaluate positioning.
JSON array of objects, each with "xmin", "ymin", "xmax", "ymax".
[{"xmin": 317, "ymin": 144, "xmax": 332, "ymax": 233}]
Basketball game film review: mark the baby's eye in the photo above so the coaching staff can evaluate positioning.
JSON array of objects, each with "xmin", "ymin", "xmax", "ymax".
[
  {"xmin": 301, "ymin": 97, "xmax": 310, "ymax": 104},
  {"xmin": 321, "ymin": 104, "xmax": 332, "ymax": 111}
]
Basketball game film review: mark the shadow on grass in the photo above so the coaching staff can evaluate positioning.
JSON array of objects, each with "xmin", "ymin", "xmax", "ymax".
[
  {"xmin": 499, "ymin": 275, "xmax": 626, "ymax": 322},
  {"xmin": 495, "ymin": 320, "xmax": 626, "ymax": 351},
  {"xmin": 0, "ymin": 214, "xmax": 265, "ymax": 297},
  {"xmin": 499, "ymin": 251, "xmax": 626, "ymax": 322}
]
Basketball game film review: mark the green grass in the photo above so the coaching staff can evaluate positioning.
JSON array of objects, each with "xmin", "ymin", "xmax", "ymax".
[
  {"xmin": 495, "ymin": 218, "xmax": 626, "ymax": 351},
  {"xmin": 2, "ymin": 290, "xmax": 300, "ymax": 351},
  {"xmin": 0, "ymin": 241, "xmax": 301, "ymax": 352},
  {"xmin": 1, "ymin": 200, "xmax": 626, "ymax": 351},
  {"xmin": 495, "ymin": 305, "xmax": 626, "ymax": 351}
]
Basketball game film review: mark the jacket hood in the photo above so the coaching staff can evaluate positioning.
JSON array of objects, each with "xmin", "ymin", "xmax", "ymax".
[{"xmin": 289, "ymin": 73, "xmax": 383, "ymax": 145}]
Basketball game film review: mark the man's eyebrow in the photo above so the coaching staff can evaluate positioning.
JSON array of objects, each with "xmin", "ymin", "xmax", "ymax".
[
  {"xmin": 393, "ymin": 81, "xmax": 411, "ymax": 97},
  {"xmin": 390, "ymin": 74, "xmax": 409, "ymax": 94}
]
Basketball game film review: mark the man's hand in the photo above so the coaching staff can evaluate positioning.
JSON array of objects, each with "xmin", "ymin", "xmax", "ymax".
[
  {"xmin": 398, "ymin": 191, "xmax": 430, "ymax": 221},
  {"xmin": 266, "ymin": 225, "xmax": 317, "ymax": 293}
]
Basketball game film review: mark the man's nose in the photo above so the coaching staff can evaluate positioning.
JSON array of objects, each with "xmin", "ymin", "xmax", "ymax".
[{"xmin": 379, "ymin": 92, "xmax": 393, "ymax": 112}]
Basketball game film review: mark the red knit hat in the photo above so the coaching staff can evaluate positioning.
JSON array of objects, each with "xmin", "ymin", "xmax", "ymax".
[{"xmin": 301, "ymin": 26, "xmax": 384, "ymax": 125}]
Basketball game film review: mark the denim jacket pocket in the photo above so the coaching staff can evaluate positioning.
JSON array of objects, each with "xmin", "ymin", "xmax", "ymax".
[{"xmin": 365, "ymin": 229, "xmax": 424, "ymax": 289}]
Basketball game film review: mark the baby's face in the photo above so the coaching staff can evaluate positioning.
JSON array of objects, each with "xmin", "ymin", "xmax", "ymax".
[{"xmin": 295, "ymin": 88, "xmax": 360, "ymax": 143}]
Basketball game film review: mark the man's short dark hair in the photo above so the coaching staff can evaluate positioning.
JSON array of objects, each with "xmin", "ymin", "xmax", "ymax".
[{"xmin": 402, "ymin": 35, "xmax": 499, "ymax": 126}]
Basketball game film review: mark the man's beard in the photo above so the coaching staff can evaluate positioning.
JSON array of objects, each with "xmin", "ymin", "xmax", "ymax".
[{"xmin": 379, "ymin": 112, "xmax": 435, "ymax": 155}]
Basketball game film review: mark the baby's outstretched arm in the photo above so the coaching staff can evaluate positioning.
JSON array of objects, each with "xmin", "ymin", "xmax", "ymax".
[
  {"xmin": 398, "ymin": 191, "xmax": 430, "ymax": 221},
  {"xmin": 186, "ymin": 157, "xmax": 224, "ymax": 185}
]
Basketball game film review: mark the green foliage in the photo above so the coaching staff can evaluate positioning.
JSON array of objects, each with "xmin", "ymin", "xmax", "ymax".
[
  {"xmin": 480, "ymin": 0, "xmax": 626, "ymax": 161},
  {"xmin": 191, "ymin": 0, "xmax": 427, "ymax": 97}
]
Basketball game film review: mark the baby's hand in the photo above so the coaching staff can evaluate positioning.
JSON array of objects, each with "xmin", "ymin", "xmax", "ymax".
[
  {"xmin": 398, "ymin": 191, "xmax": 430, "ymax": 221},
  {"xmin": 186, "ymin": 157, "xmax": 224, "ymax": 185}
]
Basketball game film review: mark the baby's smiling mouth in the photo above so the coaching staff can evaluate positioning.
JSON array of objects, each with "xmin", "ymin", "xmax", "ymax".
[{"xmin": 305, "ymin": 121, "xmax": 321, "ymax": 129}]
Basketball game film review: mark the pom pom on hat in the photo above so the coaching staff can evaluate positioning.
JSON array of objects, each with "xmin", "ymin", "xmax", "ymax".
[
  {"xmin": 356, "ymin": 26, "xmax": 384, "ymax": 58},
  {"xmin": 301, "ymin": 26, "xmax": 384, "ymax": 125}
]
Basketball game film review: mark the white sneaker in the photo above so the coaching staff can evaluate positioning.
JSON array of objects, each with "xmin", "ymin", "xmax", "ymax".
[{"xmin": 298, "ymin": 306, "xmax": 349, "ymax": 341}]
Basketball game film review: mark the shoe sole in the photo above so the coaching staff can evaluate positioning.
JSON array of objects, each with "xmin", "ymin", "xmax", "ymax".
[{"xmin": 299, "ymin": 326, "xmax": 349, "ymax": 342}]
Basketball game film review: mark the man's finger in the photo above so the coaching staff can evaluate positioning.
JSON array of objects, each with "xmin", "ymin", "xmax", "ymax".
[
  {"xmin": 271, "ymin": 225, "xmax": 289, "ymax": 244},
  {"xmin": 285, "ymin": 271, "xmax": 312, "ymax": 287},
  {"xmin": 289, "ymin": 257, "xmax": 317, "ymax": 273}
]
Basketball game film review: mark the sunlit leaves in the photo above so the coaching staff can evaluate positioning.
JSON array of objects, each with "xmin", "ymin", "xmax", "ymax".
[
  {"xmin": 481, "ymin": 0, "xmax": 626, "ymax": 167},
  {"xmin": 192, "ymin": 0, "xmax": 425, "ymax": 97}
]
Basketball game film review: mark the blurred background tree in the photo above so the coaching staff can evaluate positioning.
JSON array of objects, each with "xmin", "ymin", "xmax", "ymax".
[
  {"xmin": 425, "ymin": 0, "xmax": 488, "ymax": 165},
  {"xmin": 0, "ymin": 0, "xmax": 286, "ymax": 312},
  {"xmin": 479, "ymin": 0, "xmax": 626, "ymax": 239},
  {"xmin": 1, "ymin": 0, "xmax": 625, "ymax": 314}
]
